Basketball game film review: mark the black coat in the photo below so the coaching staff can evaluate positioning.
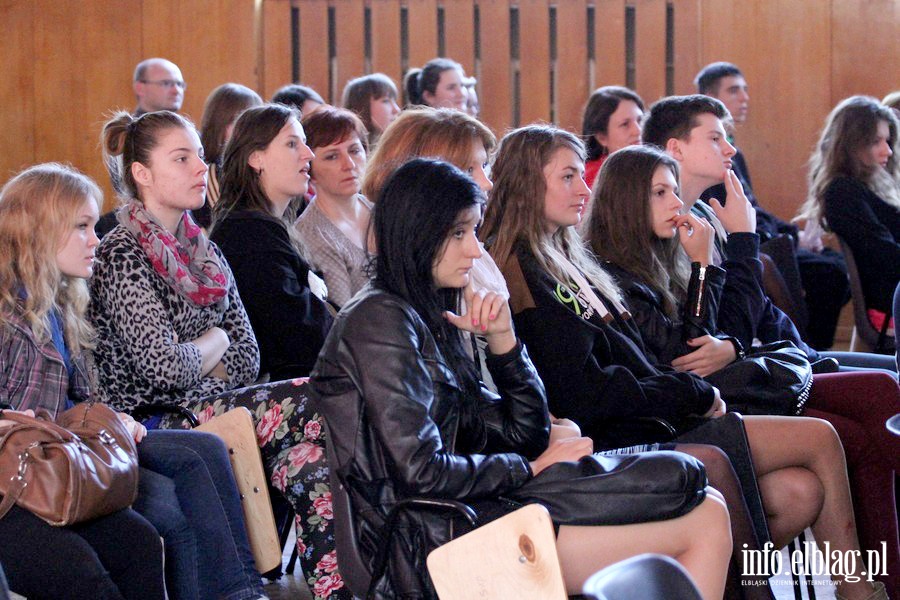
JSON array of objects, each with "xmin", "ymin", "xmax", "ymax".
[
  {"xmin": 210, "ymin": 209, "xmax": 333, "ymax": 379},
  {"xmin": 310, "ymin": 285, "xmax": 549, "ymax": 598},
  {"xmin": 605, "ymin": 261, "xmax": 727, "ymax": 366},
  {"xmin": 498, "ymin": 243, "xmax": 716, "ymax": 445}
]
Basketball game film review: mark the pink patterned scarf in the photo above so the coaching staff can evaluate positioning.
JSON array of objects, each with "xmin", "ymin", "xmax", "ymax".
[{"xmin": 118, "ymin": 201, "xmax": 228, "ymax": 307}]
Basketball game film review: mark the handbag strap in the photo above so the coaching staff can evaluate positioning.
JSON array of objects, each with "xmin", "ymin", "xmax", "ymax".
[
  {"xmin": 0, "ymin": 443, "xmax": 33, "ymax": 521},
  {"xmin": 0, "ymin": 411, "xmax": 73, "ymax": 442}
]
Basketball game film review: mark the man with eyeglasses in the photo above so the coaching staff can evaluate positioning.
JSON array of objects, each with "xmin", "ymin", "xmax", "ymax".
[{"xmin": 133, "ymin": 57, "xmax": 186, "ymax": 115}]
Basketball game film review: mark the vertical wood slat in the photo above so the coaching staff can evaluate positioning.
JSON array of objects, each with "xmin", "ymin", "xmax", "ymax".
[
  {"xmin": 517, "ymin": 0, "xmax": 551, "ymax": 125},
  {"xmin": 333, "ymin": 0, "xmax": 367, "ymax": 102},
  {"xmin": 477, "ymin": 0, "xmax": 512, "ymax": 133},
  {"xmin": 370, "ymin": 0, "xmax": 403, "ymax": 83},
  {"xmin": 262, "ymin": 0, "xmax": 293, "ymax": 100},
  {"xmin": 141, "ymin": 0, "xmax": 258, "ymax": 123},
  {"xmin": 298, "ymin": 0, "xmax": 330, "ymax": 95},
  {"xmin": 36, "ymin": 0, "xmax": 143, "ymax": 209},
  {"xmin": 633, "ymin": 0, "xmax": 667, "ymax": 105},
  {"xmin": 441, "ymin": 1, "xmax": 475, "ymax": 74},
  {"xmin": 407, "ymin": 0, "xmax": 439, "ymax": 67},
  {"xmin": 831, "ymin": 0, "xmax": 900, "ymax": 102},
  {"xmin": 0, "ymin": 0, "xmax": 36, "ymax": 182},
  {"xmin": 592, "ymin": 0, "xmax": 626, "ymax": 88},
  {"xmin": 672, "ymin": 0, "xmax": 701, "ymax": 94},
  {"xmin": 555, "ymin": 0, "xmax": 589, "ymax": 134}
]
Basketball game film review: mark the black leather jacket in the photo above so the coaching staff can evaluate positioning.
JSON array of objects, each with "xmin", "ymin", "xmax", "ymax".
[
  {"xmin": 605, "ymin": 262, "xmax": 728, "ymax": 366},
  {"xmin": 310, "ymin": 285, "xmax": 550, "ymax": 598}
]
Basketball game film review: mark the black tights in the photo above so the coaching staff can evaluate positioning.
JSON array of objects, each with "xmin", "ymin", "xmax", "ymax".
[{"xmin": 0, "ymin": 504, "xmax": 165, "ymax": 600}]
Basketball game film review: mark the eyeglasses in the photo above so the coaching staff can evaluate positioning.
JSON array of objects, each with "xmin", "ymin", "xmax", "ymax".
[{"xmin": 140, "ymin": 79, "xmax": 187, "ymax": 90}]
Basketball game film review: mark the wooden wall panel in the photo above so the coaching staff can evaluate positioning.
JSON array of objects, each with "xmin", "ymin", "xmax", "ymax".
[
  {"xmin": 478, "ymin": 0, "xmax": 512, "ymax": 132},
  {"xmin": 672, "ymin": 0, "xmax": 700, "ymax": 94},
  {"xmin": 517, "ymin": 0, "xmax": 551, "ymax": 125},
  {"xmin": 592, "ymin": 0, "xmax": 626, "ymax": 88},
  {"xmin": 333, "ymin": 0, "xmax": 367, "ymax": 101},
  {"xmin": 141, "ymin": 0, "xmax": 257, "ymax": 124},
  {"xmin": 0, "ymin": 0, "xmax": 35, "ymax": 181},
  {"xmin": 442, "ymin": 0, "xmax": 475, "ymax": 74},
  {"xmin": 831, "ymin": 0, "xmax": 900, "ymax": 103},
  {"xmin": 700, "ymin": 0, "xmax": 831, "ymax": 222},
  {"xmin": 298, "ymin": 0, "xmax": 330, "ymax": 96},
  {"xmin": 34, "ymin": 0, "xmax": 142, "ymax": 209},
  {"xmin": 370, "ymin": 0, "xmax": 402, "ymax": 81},
  {"xmin": 633, "ymin": 0, "xmax": 667, "ymax": 105},
  {"xmin": 262, "ymin": 0, "xmax": 294, "ymax": 100},
  {"xmin": 555, "ymin": 0, "xmax": 589, "ymax": 134},
  {"xmin": 407, "ymin": 0, "xmax": 439, "ymax": 67}
]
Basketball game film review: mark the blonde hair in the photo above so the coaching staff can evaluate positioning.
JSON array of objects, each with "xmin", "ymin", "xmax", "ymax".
[
  {"xmin": 361, "ymin": 107, "xmax": 496, "ymax": 201},
  {"xmin": 481, "ymin": 125, "xmax": 622, "ymax": 304},
  {"xmin": 0, "ymin": 163, "xmax": 100, "ymax": 353},
  {"xmin": 798, "ymin": 95, "xmax": 900, "ymax": 225}
]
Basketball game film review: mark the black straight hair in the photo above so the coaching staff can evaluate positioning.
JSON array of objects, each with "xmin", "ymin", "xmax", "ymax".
[{"xmin": 373, "ymin": 158, "xmax": 484, "ymax": 397}]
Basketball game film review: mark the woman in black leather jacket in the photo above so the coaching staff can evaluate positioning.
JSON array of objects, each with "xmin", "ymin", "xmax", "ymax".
[
  {"xmin": 584, "ymin": 144, "xmax": 900, "ymax": 594},
  {"xmin": 310, "ymin": 158, "xmax": 732, "ymax": 599}
]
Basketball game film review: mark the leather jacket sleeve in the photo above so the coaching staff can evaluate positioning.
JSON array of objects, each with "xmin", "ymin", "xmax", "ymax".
[
  {"xmin": 607, "ymin": 263, "xmax": 725, "ymax": 366},
  {"xmin": 473, "ymin": 343, "xmax": 551, "ymax": 461},
  {"xmin": 314, "ymin": 294, "xmax": 534, "ymax": 500}
]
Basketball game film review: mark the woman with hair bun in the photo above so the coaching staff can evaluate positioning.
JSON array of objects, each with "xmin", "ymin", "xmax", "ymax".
[{"xmin": 402, "ymin": 57, "xmax": 468, "ymax": 110}]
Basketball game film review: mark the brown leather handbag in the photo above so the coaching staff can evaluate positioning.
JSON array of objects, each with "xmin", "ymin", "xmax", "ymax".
[{"xmin": 0, "ymin": 402, "xmax": 139, "ymax": 526}]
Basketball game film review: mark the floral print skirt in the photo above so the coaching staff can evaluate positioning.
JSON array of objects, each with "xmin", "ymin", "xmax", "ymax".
[{"xmin": 165, "ymin": 378, "xmax": 351, "ymax": 599}]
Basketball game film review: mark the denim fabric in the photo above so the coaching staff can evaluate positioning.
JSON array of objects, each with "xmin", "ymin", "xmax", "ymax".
[
  {"xmin": 821, "ymin": 350, "xmax": 898, "ymax": 379},
  {"xmin": 133, "ymin": 466, "xmax": 200, "ymax": 599},
  {"xmin": 138, "ymin": 430, "xmax": 264, "ymax": 600}
]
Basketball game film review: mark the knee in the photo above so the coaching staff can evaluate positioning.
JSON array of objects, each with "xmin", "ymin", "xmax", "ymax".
[
  {"xmin": 699, "ymin": 493, "xmax": 733, "ymax": 553},
  {"xmin": 798, "ymin": 417, "xmax": 844, "ymax": 460},
  {"xmin": 776, "ymin": 469, "xmax": 825, "ymax": 519},
  {"xmin": 686, "ymin": 446, "xmax": 734, "ymax": 487}
]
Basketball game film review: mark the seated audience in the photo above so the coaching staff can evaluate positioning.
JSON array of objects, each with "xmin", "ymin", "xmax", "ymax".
[
  {"xmin": 402, "ymin": 58, "xmax": 469, "ymax": 111},
  {"xmin": 295, "ymin": 106, "xmax": 373, "ymax": 308},
  {"xmin": 272, "ymin": 84, "xmax": 324, "ymax": 116},
  {"xmin": 581, "ymin": 85, "xmax": 644, "ymax": 188},
  {"xmin": 0, "ymin": 163, "xmax": 265, "ymax": 600},
  {"xmin": 341, "ymin": 73, "xmax": 401, "ymax": 147},
  {"xmin": 695, "ymin": 62, "xmax": 850, "ymax": 350},
  {"xmin": 797, "ymin": 95, "xmax": 899, "ymax": 347},
  {"xmin": 464, "ymin": 76, "xmax": 479, "ymax": 117},
  {"xmin": 197, "ymin": 82, "xmax": 263, "ymax": 228},
  {"xmin": 585, "ymin": 145, "xmax": 900, "ymax": 591},
  {"xmin": 643, "ymin": 94, "xmax": 897, "ymax": 374},
  {"xmin": 310, "ymin": 157, "xmax": 733, "ymax": 600},
  {"xmin": 92, "ymin": 110, "xmax": 345, "ymax": 597},
  {"xmin": 480, "ymin": 124, "xmax": 887, "ymax": 599}
]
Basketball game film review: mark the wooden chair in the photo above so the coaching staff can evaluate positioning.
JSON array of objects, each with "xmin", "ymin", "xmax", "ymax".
[
  {"xmin": 427, "ymin": 504, "xmax": 566, "ymax": 599},
  {"xmin": 196, "ymin": 407, "xmax": 282, "ymax": 574},
  {"xmin": 838, "ymin": 238, "xmax": 895, "ymax": 353}
]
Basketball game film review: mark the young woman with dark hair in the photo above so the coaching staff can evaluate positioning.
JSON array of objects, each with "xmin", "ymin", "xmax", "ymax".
[
  {"xmin": 341, "ymin": 73, "xmax": 401, "ymax": 147},
  {"xmin": 271, "ymin": 84, "xmax": 325, "ymax": 116},
  {"xmin": 585, "ymin": 143, "xmax": 900, "ymax": 593},
  {"xmin": 580, "ymin": 86, "xmax": 645, "ymax": 189},
  {"xmin": 310, "ymin": 157, "xmax": 732, "ymax": 599},
  {"xmin": 196, "ymin": 83, "xmax": 263, "ymax": 228},
  {"xmin": 295, "ymin": 106, "xmax": 373, "ymax": 308},
  {"xmin": 402, "ymin": 58, "xmax": 468, "ymax": 110},
  {"xmin": 209, "ymin": 103, "xmax": 350, "ymax": 599},
  {"xmin": 798, "ymin": 96, "xmax": 900, "ymax": 337},
  {"xmin": 481, "ymin": 125, "xmax": 888, "ymax": 600}
]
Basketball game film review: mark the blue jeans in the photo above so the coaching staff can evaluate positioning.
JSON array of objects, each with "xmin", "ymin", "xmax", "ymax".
[
  {"xmin": 137, "ymin": 430, "xmax": 263, "ymax": 600},
  {"xmin": 821, "ymin": 350, "xmax": 898, "ymax": 379},
  {"xmin": 133, "ymin": 466, "xmax": 199, "ymax": 599}
]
